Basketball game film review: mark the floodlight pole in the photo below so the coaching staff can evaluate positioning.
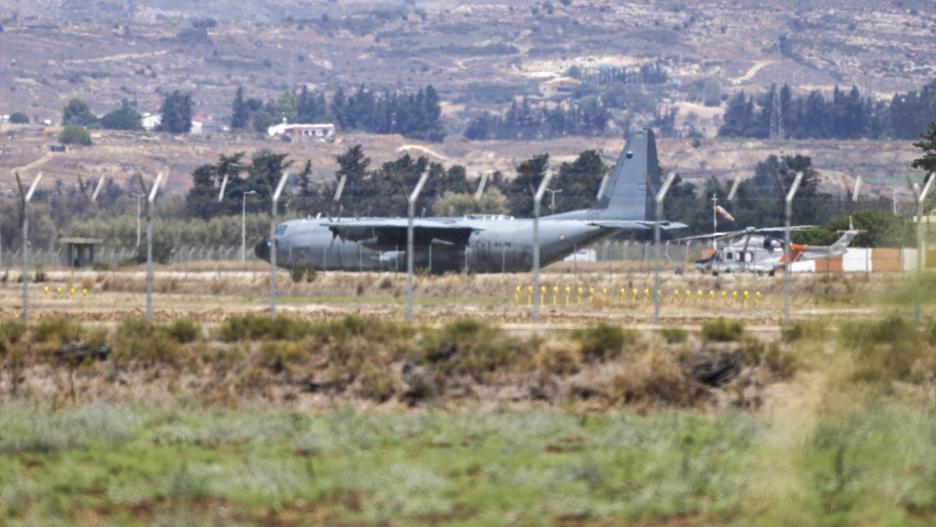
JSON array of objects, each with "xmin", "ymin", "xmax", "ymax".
[
  {"xmin": 270, "ymin": 172, "xmax": 290, "ymax": 316},
  {"xmin": 851, "ymin": 175, "xmax": 862, "ymax": 202},
  {"xmin": 16, "ymin": 172, "xmax": 42, "ymax": 321},
  {"xmin": 138, "ymin": 172, "xmax": 165, "ymax": 321},
  {"xmin": 532, "ymin": 170, "xmax": 556, "ymax": 322},
  {"xmin": 783, "ymin": 171, "xmax": 804, "ymax": 326},
  {"xmin": 654, "ymin": 172, "xmax": 677, "ymax": 324},
  {"xmin": 135, "ymin": 194, "xmax": 142, "ymax": 248},
  {"xmin": 407, "ymin": 172, "xmax": 430, "ymax": 324},
  {"xmin": 474, "ymin": 173, "xmax": 489, "ymax": 202},
  {"xmin": 912, "ymin": 174, "xmax": 934, "ymax": 325}
]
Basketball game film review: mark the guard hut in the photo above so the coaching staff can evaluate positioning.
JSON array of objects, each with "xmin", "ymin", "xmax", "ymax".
[{"xmin": 59, "ymin": 237, "xmax": 103, "ymax": 269}]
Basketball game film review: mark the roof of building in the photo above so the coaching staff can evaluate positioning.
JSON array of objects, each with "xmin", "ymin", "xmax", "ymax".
[{"xmin": 58, "ymin": 237, "xmax": 104, "ymax": 245}]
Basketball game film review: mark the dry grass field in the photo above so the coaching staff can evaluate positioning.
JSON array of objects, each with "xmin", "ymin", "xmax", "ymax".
[{"xmin": 0, "ymin": 265, "xmax": 922, "ymax": 327}]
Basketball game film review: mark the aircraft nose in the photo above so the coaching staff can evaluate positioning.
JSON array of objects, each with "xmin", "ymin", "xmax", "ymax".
[{"xmin": 254, "ymin": 240, "xmax": 270, "ymax": 261}]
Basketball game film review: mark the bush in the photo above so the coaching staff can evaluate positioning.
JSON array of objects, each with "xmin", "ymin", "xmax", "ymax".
[
  {"xmin": 781, "ymin": 320, "xmax": 828, "ymax": 342},
  {"xmin": 9, "ymin": 112, "xmax": 29, "ymax": 124},
  {"xmin": 533, "ymin": 340, "xmax": 582, "ymax": 375},
  {"xmin": 290, "ymin": 267, "xmax": 308, "ymax": 283},
  {"xmin": 572, "ymin": 323, "xmax": 636, "ymax": 362},
  {"xmin": 110, "ymin": 319, "xmax": 180, "ymax": 365},
  {"xmin": 357, "ymin": 361, "xmax": 399, "ymax": 402},
  {"xmin": 258, "ymin": 340, "xmax": 306, "ymax": 373},
  {"xmin": 701, "ymin": 319, "xmax": 744, "ymax": 342},
  {"xmin": 0, "ymin": 318, "xmax": 26, "ymax": 343},
  {"xmin": 165, "ymin": 319, "xmax": 201, "ymax": 343},
  {"xmin": 420, "ymin": 319, "xmax": 523, "ymax": 379},
  {"xmin": 33, "ymin": 317, "xmax": 84, "ymax": 345},
  {"xmin": 840, "ymin": 315, "xmax": 926, "ymax": 384},
  {"xmin": 33, "ymin": 268, "xmax": 47, "ymax": 282},
  {"xmin": 219, "ymin": 314, "xmax": 311, "ymax": 342},
  {"xmin": 58, "ymin": 125, "xmax": 92, "ymax": 146},
  {"xmin": 606, "ymin": 351, "xmax": 707, "ymax": 408},
  {"xmin": 660, "ymin": 326, "xmax": 689, "ymax": 344}
]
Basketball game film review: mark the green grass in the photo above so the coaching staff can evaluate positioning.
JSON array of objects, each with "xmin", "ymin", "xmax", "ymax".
[{"xmin": 0, "ymin": 403, "xmax": 934, "ymax": 526}]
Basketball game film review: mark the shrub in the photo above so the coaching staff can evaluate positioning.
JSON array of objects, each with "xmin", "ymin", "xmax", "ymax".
[
  {"xmin": 781, "ymin": 320, "xmax": 828, "ymax": 342},
  {"xmin": 701, "ymin": 318, "xmax": 744, "ymax": 342},
  {"xmin": 290, "ymin": 267, "xmax": 310, "ymax": 283},
  {"xmin": 219, "ymin": 314, "xmax": 311, "ymax": 342},
  {"xmin": 572, "ymin": 323, "xmax": 636, "ymax": 362},
  {"xmin": 840, "ymin": 315, "xmax": 925, "ymax": 384},
  {"xmin": 33, "ymin": 268, "xmax": 47, "ymax": 282},
  {"xmin": 0, "ymin": 319, "xmax": 28, "ymax": 347},
  {"xmin": 420, "ymin": 319, "xmax": 523, "ymax": 379},
  {"xmin": 9, "ymin": 112, "xmax": 29, "ymax": 124},
  {"xmin": 605, "ymin": 350, "xmax": 707, "ymax": 408},
  {"xmin": 58, "ymin": 125, "xmax": 92, "ymax": 146},
  {"xmin": 110, "ymin": 318, "xmax": 180, "ymax": 365},
  {"xmin": 33, "ymin": 317, "xmax": 84, "ymax": 345},
  {"xmin": 258, "ymin": 340, "xmax": 306, "ymax": 373},
  {"xmin": 533, "ymin": 340, "xmax": 581, "ymax": 375},
  {"xmin": 660, "ymin": 326, "xmax": 689, "ymax": 344},
  {"xmin": 165, "ymin": 319, "xmax": 201, "ymax": 343},
  {"xmin": 357, "ymin": 361, "xmax": 399, "ymax": 402}
]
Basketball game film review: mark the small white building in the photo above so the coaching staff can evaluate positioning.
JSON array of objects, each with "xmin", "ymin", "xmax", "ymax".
[
  {"xmin": 191, "ymin": 114, "xmax": 222, "ymax": 135},
  {"xmin": 267, "ymin": 121, "xmax": 336, "ymax": 139},
  {"xmin": 141, "ymin": 113, "xmax": 161, "ymax": 131},
  {"xmin": 540, "ymin": 76, "xmax": 582, "ymax": 99}
]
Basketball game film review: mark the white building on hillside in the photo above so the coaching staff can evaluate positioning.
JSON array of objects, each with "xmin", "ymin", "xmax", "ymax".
[
  {"xmin": 267, "ymin": 121, "xmax": 336, "ymax": 140},
  {"xmin": 191, "ymin": 114, "xmax": 222, "ymax": 135},
  {"xmin": 141, "ymin": 113, "xmax": 161, "ymax": 131}
]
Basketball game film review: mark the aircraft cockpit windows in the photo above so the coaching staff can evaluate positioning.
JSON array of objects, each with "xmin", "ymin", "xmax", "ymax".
[
  {"xmin": 275, "ymin": 224, "xmax": 288, "ymax": 236},
  {"xmin": 726, "ymin": 252, "xmax": 734, "ymax": 261}
]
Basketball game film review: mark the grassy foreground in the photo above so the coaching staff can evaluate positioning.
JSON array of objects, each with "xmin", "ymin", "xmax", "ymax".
[
  {"xmin": 1, "ymin": 402, "xmax": 934, "ymax": 526},
  {"xmin": 1, "ymin": 312, "xmax": 935, "ymax": 525}
]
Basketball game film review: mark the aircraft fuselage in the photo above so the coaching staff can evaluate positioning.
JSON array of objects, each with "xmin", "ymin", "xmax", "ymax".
[{"xmin": 256, "ymin": 216, "xmax": 615, "ymax": 274}]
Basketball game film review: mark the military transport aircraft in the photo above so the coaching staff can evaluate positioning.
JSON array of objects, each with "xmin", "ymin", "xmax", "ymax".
[
  {"xmin": 255, "ymin": 129, "xmax": 686, "ymax": 274},
  {"xmin": 678, "ymin": 222, "xmax": 859, "ymax": 275}
]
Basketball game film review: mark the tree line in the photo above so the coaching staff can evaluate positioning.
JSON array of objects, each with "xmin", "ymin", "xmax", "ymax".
[
  {"xmin": 464, "ymin": 97, "xmax": 610, "ymax": 140},
  {"xmin": 231, "ymin": 85, "xmax": 445, "ymax": 142},
  {"xmin": 5, "ymin": 127, "xmax": 932, "ymax": 256},
  {"xmin": 720, "ymin": 80, "xmax": 936, "ymax": 140}
]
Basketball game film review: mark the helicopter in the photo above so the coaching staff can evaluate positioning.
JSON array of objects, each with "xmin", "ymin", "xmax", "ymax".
[{"xmin": 677, "ymin": 221, "xmax": 859, "ymax": 276}]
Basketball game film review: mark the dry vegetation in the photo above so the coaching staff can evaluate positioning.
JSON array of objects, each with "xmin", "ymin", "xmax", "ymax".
[{"xmin": 1, "ymin": 309, "xmax": 936, "ymax": 525}]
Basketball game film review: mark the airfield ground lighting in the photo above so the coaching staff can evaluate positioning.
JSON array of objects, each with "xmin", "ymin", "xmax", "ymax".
[
  {"xmin": 14, "ymin": 171, "xmax": 43, "ymax": 321},
  {"xmin": 653, "ymin": 172, "xmax": 677, "ymax": 325},
  {"xmin": 531, "ymin": 170, "xmax": 556, "ymax": 322},
  {"xmin": 135, "ymin": 172, "xmax": 166, "ymax": 321},
  {"xmin": 269, "ymin": 172, "xmax": 291, "ymax": 316},
  {"xmin": 406, "ymin": 171, "xmax": 430, "ymax": 324},
  {"xmin": 783, "ymin": 171, "xmax": 804, "ymax": 326},
  {"xmin": 911, "ymin": 173, "xmax": 934, "ymax": 325}
]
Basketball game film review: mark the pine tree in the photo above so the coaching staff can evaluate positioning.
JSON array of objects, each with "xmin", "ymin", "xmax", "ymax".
[
  {"xmin": 159, "ymin": 91, "xmax": 193, "ymax": 134},
  {"xmin": 912, "ymin": 121, "xmax": 936, "ymax": 179},
  {"xmin": 231, "ymin": 87, "xmax": 249, "ymax": 129}
]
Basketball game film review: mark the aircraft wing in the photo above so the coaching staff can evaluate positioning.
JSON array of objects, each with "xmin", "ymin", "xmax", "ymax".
[
  {"xmin": 325, "ymin": 219, "xmax": 479, "ymax": 247},
  {"xmin": 588, "ymin": 220, "xmax": 687, "ymax": 231}
]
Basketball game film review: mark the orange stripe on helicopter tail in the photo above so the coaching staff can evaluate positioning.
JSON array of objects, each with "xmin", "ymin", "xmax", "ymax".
[{"xmin": 778, "ymin": 243, "xmax": 809, "ymax": 263}]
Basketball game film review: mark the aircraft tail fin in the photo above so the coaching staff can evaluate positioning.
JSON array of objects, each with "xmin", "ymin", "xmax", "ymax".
[{"xmin": 590, "ymin": 128, "xmax": 661, "ymax": 220}]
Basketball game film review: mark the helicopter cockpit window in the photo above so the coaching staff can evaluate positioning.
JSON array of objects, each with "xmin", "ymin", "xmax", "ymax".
[
  {"xmin": 276, "ymin": 224, "xmax": 288, "ymax": 236},
  {"xmin": 726, "ymin": 252, "xmax": 734, "ymax": 261}
]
